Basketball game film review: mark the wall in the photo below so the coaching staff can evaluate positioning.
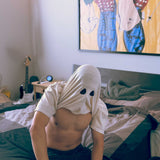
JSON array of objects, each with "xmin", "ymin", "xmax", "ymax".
[
  {"xmin": 1, "ymin": 0, "xmax": 159, "ymax": 100},
  {"xmin": 33, "ymin": 0, "xmax": 160, "ymax": 83},
  {"xmin": 0, "ymin": 0, "xmax": 34, "ymax": 100}
]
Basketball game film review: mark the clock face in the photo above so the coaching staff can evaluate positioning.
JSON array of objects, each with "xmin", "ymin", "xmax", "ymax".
[{"xmin": 46, "ymin": 75, "xmax": 53, "ymax": 82}]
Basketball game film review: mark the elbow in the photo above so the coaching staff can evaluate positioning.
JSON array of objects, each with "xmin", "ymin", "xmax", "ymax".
[
  {"xmin": 29, "ymin": 125, "xmax": 35, "ymax": 138},
  {"xmin": 29, "ymin": 124, "xmax": 40, "ymax": 138},
  {"xmin": 30, "ymin": 122, "xmax": 46, "ymax": 137},
  {"xmin": 29, "ymin": 125, "xmax": 34, "ymax": 134}
]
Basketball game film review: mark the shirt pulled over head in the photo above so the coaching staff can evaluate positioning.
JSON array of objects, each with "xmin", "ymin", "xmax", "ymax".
[
  {"xmin": 58, "ymin": 64, "xmax": 101, "ymax": 115},
  {"xmin": 35, "ymin": 64, "xmax": 108, "ymax": 134}
]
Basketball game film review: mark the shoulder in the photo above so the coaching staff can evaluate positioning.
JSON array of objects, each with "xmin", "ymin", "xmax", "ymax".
[
  {"xmin": 90, "ymin": 98, "xmax": 108, "ymax": 134},
  {"xmin": 97, "ymin": 98, "xmax": 108, "ymax": 116},
  {"xmin": 47, "ymin": 81, "xmax": 66, "ymax": 93},
  {"xmin": 35, "ymin": 81, "xmax": 66, "ymax": 118}
]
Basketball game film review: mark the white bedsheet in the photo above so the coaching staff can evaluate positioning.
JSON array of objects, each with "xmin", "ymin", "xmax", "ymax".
[{"xmin": 2, "ymin": 103, "xmax": 36, "ymax": 127}]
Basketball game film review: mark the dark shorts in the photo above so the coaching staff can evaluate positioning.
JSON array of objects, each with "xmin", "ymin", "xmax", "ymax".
[
  {"xmin": 47, "ymin": 144, "xmax": 91, "ymax": 160},
  {"xmin": 47, "ymin": 145, "xmax": 110, "ymax": 160}
]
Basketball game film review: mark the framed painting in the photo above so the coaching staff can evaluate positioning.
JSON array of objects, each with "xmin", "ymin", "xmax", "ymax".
[{"xmin": 79, "ymin": 0, "xmax": 160, "ymax": 55}]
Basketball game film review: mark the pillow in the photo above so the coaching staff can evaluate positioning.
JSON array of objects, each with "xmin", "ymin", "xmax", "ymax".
[{"xmin": 101, "ymin": 91, "xmax": 160, "ymax": 111}]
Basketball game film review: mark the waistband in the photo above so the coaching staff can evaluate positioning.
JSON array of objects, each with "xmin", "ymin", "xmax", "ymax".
[{"xmin": 47, "ymin": 144, "xmax": 84, "ymax": 156}]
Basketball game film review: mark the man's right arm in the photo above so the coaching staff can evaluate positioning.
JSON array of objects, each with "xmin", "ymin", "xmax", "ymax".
[{"xmin": 30, "ymin": 111, "xmax": 49, "ymax": 160}]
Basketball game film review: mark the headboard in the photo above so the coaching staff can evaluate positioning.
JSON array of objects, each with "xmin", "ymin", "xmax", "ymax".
[{"xmin": 73, "ymin": 64, "xmax": 160, "ymax": 91}]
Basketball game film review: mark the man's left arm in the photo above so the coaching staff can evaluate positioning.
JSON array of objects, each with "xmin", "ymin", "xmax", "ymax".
[{"xmin": 91, "ymin": 129, "xmax": 104, "ymax": 160}]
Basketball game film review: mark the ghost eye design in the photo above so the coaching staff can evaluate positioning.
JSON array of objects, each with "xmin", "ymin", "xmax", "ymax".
[
  {"xmin": 80, "ymin": 88, "xmax": 86, "ymax": 95},
  {"xmin": 90, "ymin": 91, "xmax": 94, "ymax": 96}
]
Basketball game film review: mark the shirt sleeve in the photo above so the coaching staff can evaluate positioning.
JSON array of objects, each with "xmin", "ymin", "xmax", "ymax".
[
  {"xmin": 35, "ymin": 82, "xmax": 61, "ymax": 117},
  {"xmin": 90, "ymin": 98, "xmax": 108, "ymax": 134}
]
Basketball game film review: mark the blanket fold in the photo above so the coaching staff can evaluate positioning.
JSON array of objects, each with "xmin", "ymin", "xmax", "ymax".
[{"xmin": 103, "ymin": 80, "xmax": 141, "ymax": 100}]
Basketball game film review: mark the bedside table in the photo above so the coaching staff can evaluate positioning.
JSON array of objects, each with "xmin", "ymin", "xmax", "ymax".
[{"xmin": 32, "ymin": 80, "xmax": 59, "ymax": 100}]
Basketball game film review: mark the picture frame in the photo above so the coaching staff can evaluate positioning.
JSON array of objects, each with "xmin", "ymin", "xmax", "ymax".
[{"xmin": 79, "ymin": 0, "xmax": 160, "ymax": 56}]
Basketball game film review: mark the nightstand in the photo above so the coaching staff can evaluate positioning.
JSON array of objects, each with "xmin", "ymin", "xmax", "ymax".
[{"xmin": 32, "ymin": 80, "xmax": 59, "ymax": 100}]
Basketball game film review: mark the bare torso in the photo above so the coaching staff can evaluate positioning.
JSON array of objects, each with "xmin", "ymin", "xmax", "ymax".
[{"xmin": 45, "ymin": 108, "xmax": 92, "ymax": 151}]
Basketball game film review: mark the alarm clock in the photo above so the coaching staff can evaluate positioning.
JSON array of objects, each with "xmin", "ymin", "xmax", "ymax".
[{"xmin": 46, "ymin": 75, "xmax": 53, "ymax": 82}]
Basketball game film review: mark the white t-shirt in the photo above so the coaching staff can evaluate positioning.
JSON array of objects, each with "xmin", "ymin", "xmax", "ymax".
[
  {"xmin": 36, "ymin": 82, "xmax": 108, "ymax": 134},
  {"xmin": 36, "ymin": 65, "xmax": 108, "ymax": 134}
]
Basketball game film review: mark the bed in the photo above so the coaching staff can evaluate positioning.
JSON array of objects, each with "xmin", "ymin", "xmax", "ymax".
[
  {"xmin": 74, "ymin": 64, "xmax": 160, "ymax": 160},
  {"xmin": 0, "ymin": 64, "xmax": 160, "ymax": 160}
]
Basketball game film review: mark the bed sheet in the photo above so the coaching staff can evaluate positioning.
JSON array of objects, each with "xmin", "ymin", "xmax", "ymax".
[
  {"xmin": 0, "ymin": 100, "xmax": 39, "ymax": 133},
  {"xmin": 101, "ymin": 89, "xmax": 160, "ymax": 158},
  {"xmin": 0, "ymin": 100, "xmax": 158, "ymax": 160},
  {"xmin": 82, "ymin": 105, "xmax": 157, "ymax": 159}
]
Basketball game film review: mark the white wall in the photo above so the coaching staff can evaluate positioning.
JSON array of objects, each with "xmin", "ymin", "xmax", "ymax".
[
  {"xmin": 33, "ymin": 0, "xmax": 160, "ymax": 83},
  {"xmin": 0, "ymin": 0, "xmax": 34, "ymax": 100},
  {"xmin": 1, "ymin": 0, "xmax": 159, "ymax": 99}
]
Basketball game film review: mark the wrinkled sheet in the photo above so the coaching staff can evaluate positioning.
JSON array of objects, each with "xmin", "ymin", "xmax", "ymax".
[
  {"xmin": 0, "ymin": 100, "xmax": 38, "ymax": 132},
  {"xmin": 0, "ymin": 127, "xmax": 35, "ymax": 160},
  {"xmin": 101, "ymin": 90, "xmax": 160, "ymax": 158},
  {"xmin": 0, "ymin": 101, "xmax": 158, "ymax": 159},
  {"xmin": 82, "ymin": 105, "xmax": 156, "ymax": 159},
  {"xmin": 0, "ymin": 102, "xmax": 37, "ymax": 160}
]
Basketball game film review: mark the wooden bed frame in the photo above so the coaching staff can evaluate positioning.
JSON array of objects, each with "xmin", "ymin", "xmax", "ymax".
[{"xmin": 73, "ymin": 64, "xmax": 160, "ymax": 91}]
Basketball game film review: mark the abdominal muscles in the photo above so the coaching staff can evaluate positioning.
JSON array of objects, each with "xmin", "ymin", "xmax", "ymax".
[{"xmin": 45, "ymin": 108, "xmax": 92, "ymax": 151}]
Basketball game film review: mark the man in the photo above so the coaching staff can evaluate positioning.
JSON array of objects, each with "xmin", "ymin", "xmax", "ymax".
[{"xmin": 30, "ymin": 64, "xmax": 108, "ymax": 160}]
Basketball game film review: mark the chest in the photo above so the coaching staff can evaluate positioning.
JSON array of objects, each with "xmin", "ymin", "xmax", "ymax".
[{"xmin": 53, "ymin": 108, "xmax": 92, "ymax": 131}]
